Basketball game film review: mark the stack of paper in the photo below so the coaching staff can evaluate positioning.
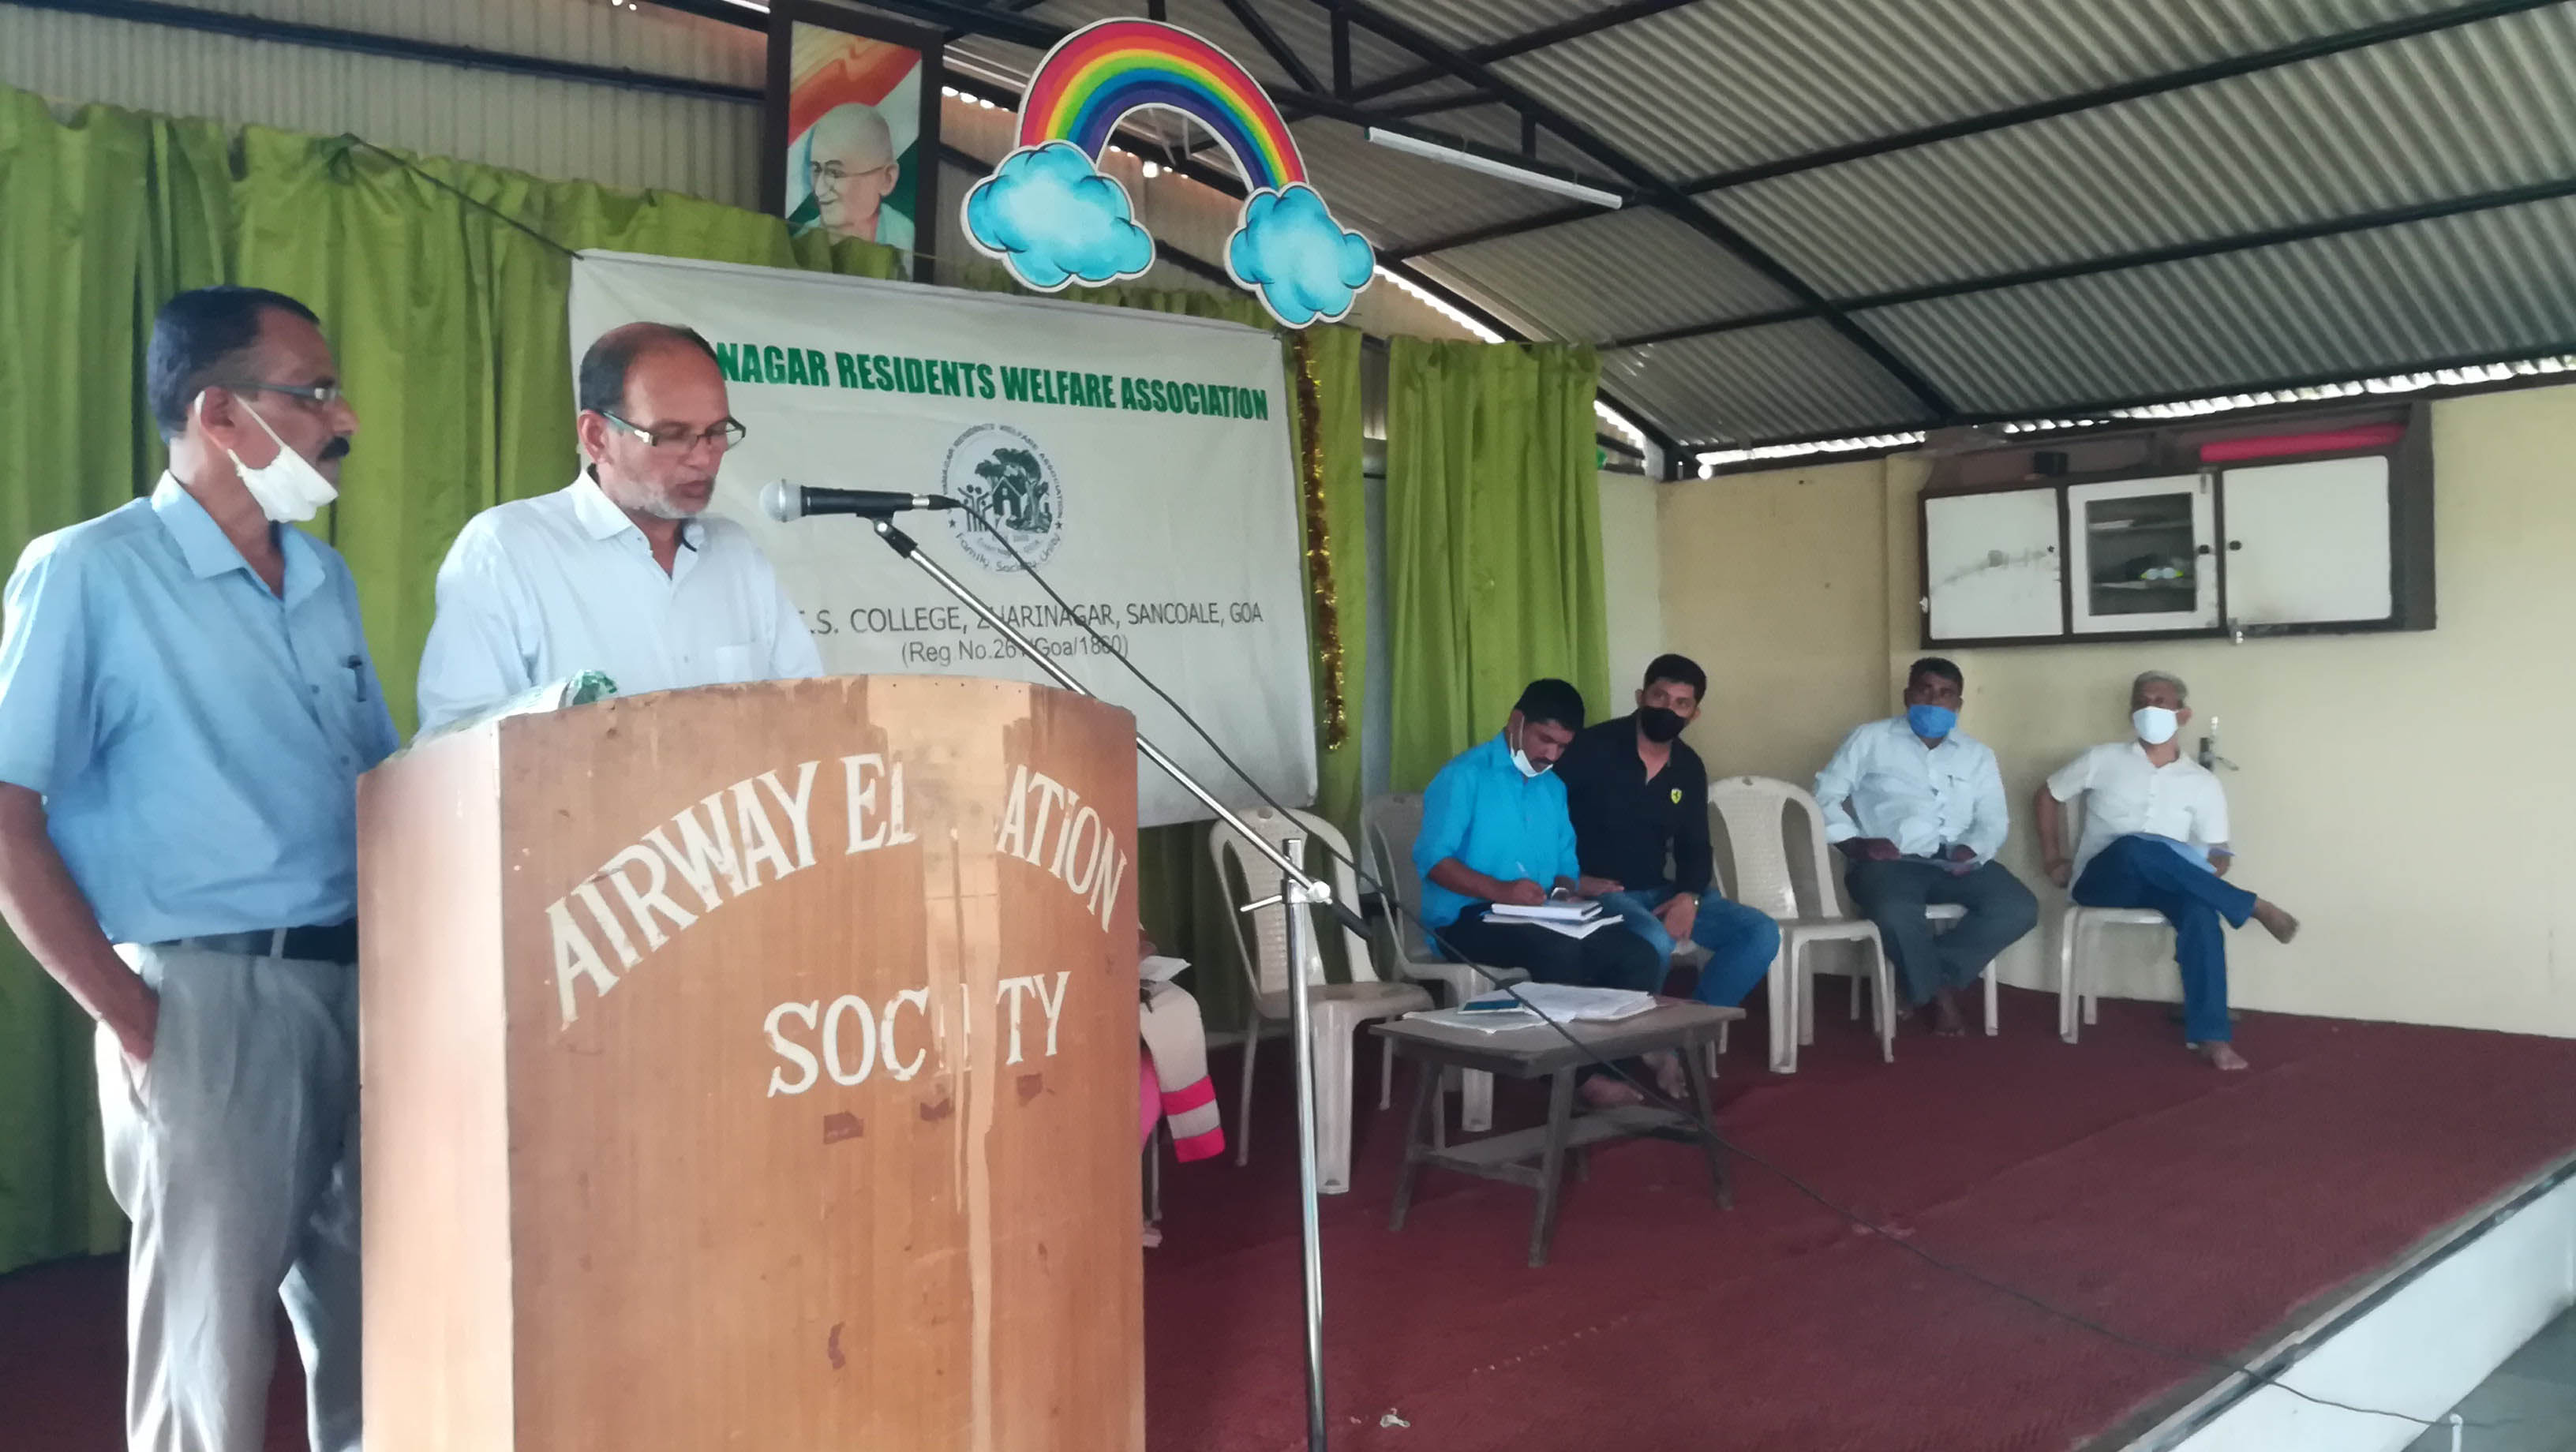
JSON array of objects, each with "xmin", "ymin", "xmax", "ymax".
[
  {"xmin": 1464, "ymin": 984, "xmax": 1657, "ymax": 1021},
  {"xmin": 1485, "ymin": 900, "xmax": 1616, "ymax": 939},
  {"xmin": 1406, "ymin": 983, "xmax": 1661, "ymax": 1035}
]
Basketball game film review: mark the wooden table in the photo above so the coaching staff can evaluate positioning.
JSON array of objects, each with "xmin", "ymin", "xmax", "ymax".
[{"xmin": 1372, "ymin": 1000, "xmax": 1743, "ymax": 1267}]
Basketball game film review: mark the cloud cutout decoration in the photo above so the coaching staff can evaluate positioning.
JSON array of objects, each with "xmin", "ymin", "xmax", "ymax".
[
  {"xmin": 1226, "ymin": 185, "xmax": 1376, "ymax": 327},
  {"xmin": 963, "ymin": 141, "xmax": 1155, "ymax": 291}
]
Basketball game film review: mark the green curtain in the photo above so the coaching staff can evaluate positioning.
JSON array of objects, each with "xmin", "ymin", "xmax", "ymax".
[
  {"xmin": 0, "ymin": 88, "xmax": 1380, "ymax": 1270},
  {"xmin": 0, "ymin": 92, "xmax": 237, "ymax": 1279},
  {"xmin": 1383, "ymin": 335, "xmax": 1609, "ymax": 792}
]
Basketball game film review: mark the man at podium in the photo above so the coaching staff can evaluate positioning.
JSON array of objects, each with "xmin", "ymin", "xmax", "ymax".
[{"xmin": 416, "ymin": 321, "xmax": 822, "ymax": 731}]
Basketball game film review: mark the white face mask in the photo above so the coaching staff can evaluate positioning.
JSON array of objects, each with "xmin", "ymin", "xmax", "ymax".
[
  {"xmin": 2132, "ymin": 705, "xmax": 2181, "ymax": 746},
  {"xmin": 204, "ymin": 393, "xmax": 339, "ymax": 523},
  {"xmin": 1507, "ymin": 724, "xmax": 1550, "ymax": 778}
]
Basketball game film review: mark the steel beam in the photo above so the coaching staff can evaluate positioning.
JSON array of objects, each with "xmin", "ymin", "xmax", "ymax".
[{"xmin": 1312, "ymin": 0, "xmax": 1956, "ymax": 419}]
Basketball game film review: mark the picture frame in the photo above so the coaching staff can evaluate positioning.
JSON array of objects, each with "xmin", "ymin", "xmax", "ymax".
[{"xmin": 762, "ymin": 0, "xmax": 944, "ymax": 284}]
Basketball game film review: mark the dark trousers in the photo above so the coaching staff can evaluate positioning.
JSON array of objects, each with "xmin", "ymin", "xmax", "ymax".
[
  {"xmin": 1436, "ymin": 907, "xmax": 1667, "ymax": 994},
  {"xmin": 1844, "ymin": 859, "xmax": 2039, "ymax": 1008},
  {"xmin": 2072, "ymin": 834, "xmax": 2259, "ymax": 1044}
]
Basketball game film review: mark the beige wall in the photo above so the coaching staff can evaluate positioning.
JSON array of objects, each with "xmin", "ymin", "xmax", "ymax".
[
  {"xmin": 1597, "ymin": 472, "xmax": 1667, "ymax": 708},
  {"xmin": 1661, "ymin": 384, "xmax": 2576, "ymax": 1037}
]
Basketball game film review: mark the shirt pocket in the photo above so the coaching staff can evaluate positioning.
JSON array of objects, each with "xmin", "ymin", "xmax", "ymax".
[{"xmin": 708, "ymin": 642, "xmax": 759, "ymax": 683}]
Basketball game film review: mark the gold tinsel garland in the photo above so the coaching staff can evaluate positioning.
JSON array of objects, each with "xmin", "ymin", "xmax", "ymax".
[{"xmin": 1290, "ymin": 331, "xmax": 1349, "ymax": 750}]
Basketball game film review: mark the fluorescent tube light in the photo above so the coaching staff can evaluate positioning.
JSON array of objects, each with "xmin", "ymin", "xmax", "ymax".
[{"xmin": 1363, "ymin": 128, "xmax": 1623, "ymax": 210}]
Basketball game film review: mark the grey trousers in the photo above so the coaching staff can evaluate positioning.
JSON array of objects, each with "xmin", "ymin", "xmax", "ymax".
[
  {"xmin": 95, "ymin": 944, "xmax": 362, "ymax": 1452},
  {"xmin": 1844, "ymin": 859, "xmax": 2040, "ymax": 1008}
]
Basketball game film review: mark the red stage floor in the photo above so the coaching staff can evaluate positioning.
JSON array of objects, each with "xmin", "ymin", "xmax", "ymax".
[{"xmin": 8, "ymin": 989, "xmax": 2576, "ymax": 1451}]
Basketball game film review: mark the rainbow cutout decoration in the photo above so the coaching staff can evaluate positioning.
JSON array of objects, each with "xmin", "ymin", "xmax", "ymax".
[{"xmin": 963, "ymin": 19, "xmax": 1374, "ymax": 327}]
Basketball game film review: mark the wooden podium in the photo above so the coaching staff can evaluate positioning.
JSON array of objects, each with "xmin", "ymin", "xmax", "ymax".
[{"xmin": 356, "ymin": 675, "xmax": 1144, "ymax": 1450}]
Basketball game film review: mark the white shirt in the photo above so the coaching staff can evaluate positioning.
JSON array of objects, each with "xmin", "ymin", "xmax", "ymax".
[
  {"xmin": 417, "ymin": 474, "xmax": 823, "ymax": 732},
  {"xmin": 1813, "ymin": 717, "xmax": 2010, "ymax": 863},
  {"xmin": 2045, "ymin": 741, "xmax": 2230, "ymax": 880}
]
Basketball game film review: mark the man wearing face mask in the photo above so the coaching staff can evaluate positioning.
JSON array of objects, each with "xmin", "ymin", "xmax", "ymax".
[
  {"xmin": 1556, "ymin": 654, "xmax": 1780, "ymax": 1014},
  {"xmin": 1814, "ymin": 657, "xmax": 2036, "ymax": 1036},
  {"xmin": 2035, "ymin": 671, "xmax": 2301, "ymax": 1070},
  {"xmin": 1413, "ymin": 679, "xmax": 1668, "ymax": 1110},
  {"xmin": 416, "ymin": 321, "xmax": 822, "ymax": 732},
  {"xmin": 0, "ymin": 286, "xmax": 395, "ymax": 1451}
]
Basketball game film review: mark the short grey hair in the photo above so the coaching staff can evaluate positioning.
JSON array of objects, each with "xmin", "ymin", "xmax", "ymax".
[{"xmin": 2131, "ymin": 670, "xmax": 2188, "ymax": 705}]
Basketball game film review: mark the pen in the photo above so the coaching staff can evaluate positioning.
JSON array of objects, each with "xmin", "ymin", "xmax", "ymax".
[{"xmin": 344, "ymin": 654, "xmax": 366, "ymax": 702}]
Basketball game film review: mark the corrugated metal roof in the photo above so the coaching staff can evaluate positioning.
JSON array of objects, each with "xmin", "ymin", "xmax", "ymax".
[
  {"xmin": 1861, "ymin": 192, "xmax": 2576, "ymax": 414},
  {"xmin": 1706, "ymin": 3, "xmax": 2576, "ymax": 297},
  {"xmin": 0, "ymin": 2, "xmax": 765, "ymax": 207},
  {"xmin": 1429, "ymin": 209, "xmax": 1797, "ymax": 340},
  {"xmin": 1601, "ymin": 321, "xmax": 1937, "ymax": 442},
  {"xmin": 1395, "ymin": 0, "xmax": 1635, "ymax": 53},
  {"xmin": 1476, "ymin": 0, "xmax": 2458, "ymax": 182},
  {"xmin": 113, "ymin": 0, "xmax": 762, "ymax": 84},
  {"xmin": 1284, "ymin": 119, "xmax": 1583, "ymax": 249},
  {"xmin": 1006, "ymin": 0, "xmax": 1422, "ymax": 91},
  {"xmin": 28, "ymin": 0, "xmax": 2576, "ymax": 447}
]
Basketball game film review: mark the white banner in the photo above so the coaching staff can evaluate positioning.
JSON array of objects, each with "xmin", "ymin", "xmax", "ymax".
[{"xmin": 568, "ymin": 252, "xmax": 1316, "ymax": 828}]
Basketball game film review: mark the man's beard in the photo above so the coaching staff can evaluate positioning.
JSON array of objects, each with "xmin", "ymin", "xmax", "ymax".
[{"xmin": 639, "ymin": 489, "xmax": 709, "ymax": 522}]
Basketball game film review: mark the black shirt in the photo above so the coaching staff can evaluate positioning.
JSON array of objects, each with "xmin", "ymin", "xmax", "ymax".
[{"xmin": 1556, "ymin": 713, "xmax": 1713, "ymax": 895}]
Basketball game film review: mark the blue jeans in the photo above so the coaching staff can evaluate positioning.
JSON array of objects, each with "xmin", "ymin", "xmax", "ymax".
[
  {"xmin": 1593, "ymin": 887, "xmax": 1782, "ymax": 1007},
  {"xmin": 2072, "ymin": 833, "xmax": 2258, "ymax": 1045}
]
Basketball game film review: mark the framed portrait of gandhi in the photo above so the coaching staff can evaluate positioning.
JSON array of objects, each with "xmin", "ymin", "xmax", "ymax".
[{"xmin": 762, "ymin": 2, "xmax": 943, "ymax": 283}]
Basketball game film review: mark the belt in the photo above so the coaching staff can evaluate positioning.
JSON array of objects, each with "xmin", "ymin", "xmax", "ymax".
[{"xmin": 160, "ymin": 919, "xmax": 359, "ymax": 966}]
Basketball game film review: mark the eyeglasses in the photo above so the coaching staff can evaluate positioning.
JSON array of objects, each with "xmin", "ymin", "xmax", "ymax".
[
  {"xmin": 222, "ymin": 380, "xmax": 343, "ymax": 406},
  {"xmin": 597, "ymin": 410, "xmax": 748, "ymax": 454},
  {"xmin": 810, "ymin": 160, "xmax": 892, "ymax": 186}
]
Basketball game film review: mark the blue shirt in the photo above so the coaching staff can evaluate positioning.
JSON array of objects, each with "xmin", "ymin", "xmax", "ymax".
[
  {"xmin": 0, "ymin": 476, "xmax": 399, "ymax": 943},
  {"xmin": 1412, "ymin": 733, "xmax": 1579, "ymax": 928}
]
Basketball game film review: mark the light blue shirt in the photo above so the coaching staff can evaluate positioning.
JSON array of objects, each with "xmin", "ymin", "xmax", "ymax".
[
  {"xmin": 0, "ymin": 476, "xmax": 399, "ymax": 943},
  {"xmin": 415, "ymin": 474, "xmax": 822, "ymax": 733},
  {"xmin": 1413, "ymin": 733, "xmax": 1580, "ymax": 929},
  {"xmin": 1813, "ymin": 716, "xmax": 2011, "ymax": 863}
]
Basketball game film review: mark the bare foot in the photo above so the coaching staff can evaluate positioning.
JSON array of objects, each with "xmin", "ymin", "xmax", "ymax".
[
  {"xmin": 1579, "ymin": 1075, "xmax": 1646, "ymax": 1110},
  {"xmin": 1923, "ymin": 988, "xmax": 1968, "ymax": 1037},
  {"xmin": 2196, "ymin": 1042, "xmax": 2250, "ymax": 1071},
  {"xmin": 1646, "ymin": 1050, "xmax": 1689, "ymax": 1101},
  {"xmin": 2251, "ymin": 900, "xmax": 2301, "ymax": 945}
]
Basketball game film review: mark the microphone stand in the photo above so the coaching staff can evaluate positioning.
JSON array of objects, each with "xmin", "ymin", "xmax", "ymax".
[{"xmin": 867, "ymin": 516, "xmax": 1340, "ymax": 1452}]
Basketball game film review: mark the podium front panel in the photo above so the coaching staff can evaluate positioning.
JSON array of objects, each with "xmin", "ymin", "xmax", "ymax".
[{"xmin": 361, "ymin": 675, "xmax": 1144, "ymax": 1450}]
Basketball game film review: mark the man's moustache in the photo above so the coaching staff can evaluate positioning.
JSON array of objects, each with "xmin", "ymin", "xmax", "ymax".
[{"xmin": 320, "ymin": 436, "xmax": 351, "ymax": 461}]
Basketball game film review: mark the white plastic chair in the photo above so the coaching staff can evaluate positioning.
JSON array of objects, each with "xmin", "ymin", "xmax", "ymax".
[
  {"xmin": 2050, "ymin": 796, "xmax": 2174, "ymax": 1044},
  {"xmin": 1705, "ymin": 777, "xmax": 1896, "ymax": 1073},
  {"xmin": 1210, "ymin": 807, "xmax": 1432, "ymax": 1195},
  {"xmin": 1360, "ymin": 793, "xmax": 1525, "ymax": 1134}
]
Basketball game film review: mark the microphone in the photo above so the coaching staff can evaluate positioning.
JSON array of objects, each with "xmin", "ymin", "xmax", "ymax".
[{"xmin": 760, "ymin": 480, "xmax": 959, "ymax": 522}]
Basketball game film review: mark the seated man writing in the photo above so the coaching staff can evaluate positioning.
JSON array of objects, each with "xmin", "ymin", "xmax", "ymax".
[
  {"xmin": 2035, "ymin": 671, "xmax": 2301, "ymax": 1071},
  {"xmin": 1556, "ymin": 653, "xmax": 1780, "ymax": 1007},
  {"xmin": 1413, "ymin": 678, "xmax": 1668, "ymax": 1107},
  {"xmin": 1814, "ymin": 657, "xmax": 2037, "ymax": 1035}
]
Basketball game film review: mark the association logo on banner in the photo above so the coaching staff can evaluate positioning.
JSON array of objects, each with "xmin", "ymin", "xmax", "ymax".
[{"xmin": 941, "ymin": 423, "xmax": 1065, "ymax": 572}]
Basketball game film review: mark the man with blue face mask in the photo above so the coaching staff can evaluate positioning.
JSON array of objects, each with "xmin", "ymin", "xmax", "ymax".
[
  {"xmin": 2033, "ymin": 671, "xmax": 2301, "ymax": 1070},
  {"xmin": 1814, "ymin": 657, "xmax": 2036, "ymax": 1035},
  {"xmin": 1413, "ymin": 678, "xmax": 1668, "ymax": 1109}
]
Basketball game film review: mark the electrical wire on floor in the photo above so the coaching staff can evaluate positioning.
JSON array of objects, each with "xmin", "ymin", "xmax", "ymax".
[{"xmin": 957, "ymin": 503, "xmax": 2508, "ymax": 1436}]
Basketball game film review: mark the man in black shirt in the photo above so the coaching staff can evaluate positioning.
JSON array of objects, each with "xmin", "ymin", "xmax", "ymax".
[{"xmin": 1557, "ymin": 654, "xmax": 1781, "ymax": 1016}]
